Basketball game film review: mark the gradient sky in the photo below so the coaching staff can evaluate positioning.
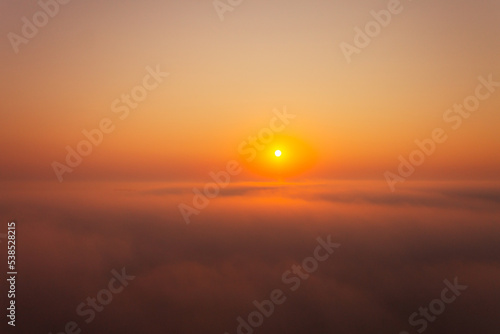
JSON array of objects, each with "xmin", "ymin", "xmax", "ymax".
[
  {"xmin": 1, "ymin": 0, "xmax": 499, "ymax": 182},
  {"xmin": 1, "ymin": 1, "xmax": 500, "ymax": 334}
]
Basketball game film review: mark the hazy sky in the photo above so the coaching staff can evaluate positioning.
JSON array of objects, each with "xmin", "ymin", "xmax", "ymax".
[
  {"xmin": 1, "ymin": 2, "xmax": 499, "ymax": 333},
  {"xmin": 1, "ymin": 0, "xmax": 499, "ymax": 182}
]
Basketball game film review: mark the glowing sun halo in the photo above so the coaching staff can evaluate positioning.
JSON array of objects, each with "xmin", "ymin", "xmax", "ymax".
[{"xmin": 275, "ymin": 150, "xmax": 282, "ymax": 157}]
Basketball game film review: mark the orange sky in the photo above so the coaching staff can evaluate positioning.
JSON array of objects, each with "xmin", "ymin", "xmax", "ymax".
[
  {"xmin": 1, "ymin": 3, "xmax": 500, "ymax": 333},
  {"xmin": 1, "ymin": 0, "xmax": 499, "ymax": 182}
]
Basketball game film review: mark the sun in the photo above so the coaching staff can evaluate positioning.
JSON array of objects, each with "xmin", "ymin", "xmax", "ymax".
[{"xmin": 239, "ymin": 134, "xmax": 316, "ymax": 179}]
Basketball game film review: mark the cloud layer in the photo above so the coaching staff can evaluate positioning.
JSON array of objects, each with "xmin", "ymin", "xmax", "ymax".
[{"xmin": 1, "ymin": 180, "xmax": 499, "ymax": 334}]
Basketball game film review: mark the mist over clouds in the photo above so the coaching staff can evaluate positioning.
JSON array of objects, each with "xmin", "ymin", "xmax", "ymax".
[{"xmin": 1, "ymin": 180, "xmax": 499, "ymax": 334}]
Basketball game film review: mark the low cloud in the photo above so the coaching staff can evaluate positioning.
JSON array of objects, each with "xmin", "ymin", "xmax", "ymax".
[{"xmin": 1, "ymin": 180, "xmax": 499, "ymax": 333}]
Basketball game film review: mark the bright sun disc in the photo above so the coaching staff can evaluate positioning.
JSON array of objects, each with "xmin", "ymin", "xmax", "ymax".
[{"xmin": 275, "ymin": 150, "xmax": 282, "ymax": 157}]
